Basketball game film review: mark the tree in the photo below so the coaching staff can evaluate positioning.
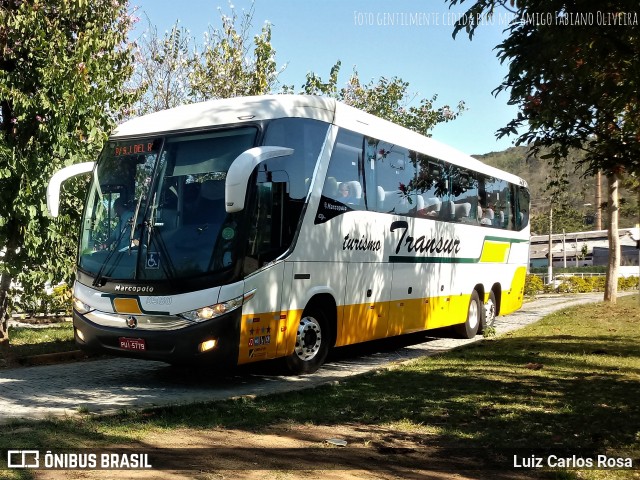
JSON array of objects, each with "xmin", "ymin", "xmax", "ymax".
[
  {"xmin": 298, "ymin": 61, "xmax": 465, "ymax": 136},
  {"xmin": 0, "ymin": 0, "xmax": 137, "ymax": 352},
  {"xmin": 189, "ymin": 3, "xmax": 283, "ymax": 101},
  {"xmin": 130, "ymin": 20, "xmax": 193, "ymax": 116},
  {"xmin": 531, "ymin": 206, "xmax": 584, "ymax": 235},
  {"xmin": 447, "ymin": 0, "xmax": 640, "ymax": 303},
  {"xmin": 131, "ymin": 3, "xmax": 286, "ymax": 117}
]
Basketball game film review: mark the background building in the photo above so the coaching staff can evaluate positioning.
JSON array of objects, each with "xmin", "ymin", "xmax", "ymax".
[{"xmin": 530, "ymin": 228, "xmax": 639, "ymax": 275}]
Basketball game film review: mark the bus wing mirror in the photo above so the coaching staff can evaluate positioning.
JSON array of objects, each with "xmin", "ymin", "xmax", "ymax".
[
  {"xmin": 47, "ymin": 162, "xmax": 95, "ymax": 217},
  {"xmin": 225, "ymin": 146, "xmax": 294, "ymax": 213}
]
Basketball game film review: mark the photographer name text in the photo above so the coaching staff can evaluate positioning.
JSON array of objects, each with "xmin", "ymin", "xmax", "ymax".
[
  {"xmin": 513, "ymin": 454, "xmax": 633, "ymax": 469},
  {"xmin": 353, "ymin": 11, "xmax": 638, "ymax": 27}
]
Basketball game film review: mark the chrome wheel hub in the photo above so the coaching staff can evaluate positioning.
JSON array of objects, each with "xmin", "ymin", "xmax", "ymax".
[
  {"xmin": 485, "ymin": 299, "xmax": 496, "ymax": 327},
  {"xmin": 468, "ymin": 300, "xmax": 479, "ymax": 330},
  {"xmin": 294, "ymin": 316, "xmax": 322, "ymax": 361}
]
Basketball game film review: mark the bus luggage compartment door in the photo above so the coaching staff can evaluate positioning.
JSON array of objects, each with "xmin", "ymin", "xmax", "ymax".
[{"xmin": 340, "ymin": 262, "xmax": 392, "ymax": 345}]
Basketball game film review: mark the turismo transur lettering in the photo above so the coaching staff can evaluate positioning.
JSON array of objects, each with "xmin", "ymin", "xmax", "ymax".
[{"xmin": 390, "ymin": 220, "xmax": 461, "ymax": 255}]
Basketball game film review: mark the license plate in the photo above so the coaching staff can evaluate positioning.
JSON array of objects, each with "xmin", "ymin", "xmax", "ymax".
[{"xmin": 119, "ymin": 337, "xmax": 146, "ymax": 351}]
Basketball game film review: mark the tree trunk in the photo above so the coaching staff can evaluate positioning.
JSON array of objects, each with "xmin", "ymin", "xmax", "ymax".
[
  {"xmin": 0, "ymin": 269, "xmax": 13, "ymax": 365},
  {"xmin": 595, "ymin": 170, "xmax": 602, "ymax": 230},
  {"xmin": 0, "ymin": 225, "xmax": 20, "ymax": 365},
  {"xmin": 604, "ymin": 172, "xmax": 620, "ymax": 303}
]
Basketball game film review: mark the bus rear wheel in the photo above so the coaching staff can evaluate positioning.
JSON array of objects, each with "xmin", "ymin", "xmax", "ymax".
[
  {"xmin": 454, "ymin": 290, "xmax": 481, "ymax": 339},
  {"xmin": 484, "ymin": 290, "xmax": 497, "ymax": 329},
  {"xmin": 285, "ymin": 309, "xmax": 329, "ymax": 375}
]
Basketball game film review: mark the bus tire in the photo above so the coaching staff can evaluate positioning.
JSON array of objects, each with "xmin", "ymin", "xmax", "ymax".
[
  {"xmin": 484, "ymin": 290, "xmax": 497, "ymax": 330},
  {"xmin": 454, "ymin": 290, "xmax": 481, "ymax": 339},
  {"xmin": 285, "ymin": 308, "xmax": 329, "ymax": 375}
]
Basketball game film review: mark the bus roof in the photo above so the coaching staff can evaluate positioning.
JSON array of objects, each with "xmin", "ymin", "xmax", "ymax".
[
  {"xmin": 112, "ymin": 95, "xmax": 336, "ymax": 138},
  {"xmin": 111, "ymin": 95, "xmax": 527, "ymax": 188}
]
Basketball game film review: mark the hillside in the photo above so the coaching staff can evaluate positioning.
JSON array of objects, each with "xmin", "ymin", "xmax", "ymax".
[{"xmin": 474, "ymin": 147, "xmax": 638, "ymax": 233}]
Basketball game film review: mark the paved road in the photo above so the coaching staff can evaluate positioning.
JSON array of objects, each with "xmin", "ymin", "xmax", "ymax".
[{"xmin": 0, "ymin": 294, "xmax": 612, "ymax": 424}]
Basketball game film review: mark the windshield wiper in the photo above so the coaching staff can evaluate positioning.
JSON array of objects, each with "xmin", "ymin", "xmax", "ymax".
[
  {"xmin": 91, "ymin": 219, "xmax": 133, "ymax": 287},
  {"xmin": 129, "ymin": 195, "xmax": 144, "ymax": 255},
  {"xmin": 144, "ymin": 193, "xmax": 157, "ymax": 250}
]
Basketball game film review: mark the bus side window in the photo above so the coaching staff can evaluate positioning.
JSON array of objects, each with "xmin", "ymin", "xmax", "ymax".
[
  {"xmin": 449, "ymin": 166, "xmax": 478, "ymax": 224},
  {"xmin": 482, "ymin": 176, "xmax": 512, "ymax": 229},
  {"xmin": 413, "ymin": 156, "xmax": 445, "ymax": 219},
  {"xmin": 515, "ymin": 185, "xmax": 530, "ymax": 231},
  {"xmin": 368, "ymin": 140, "xmax": 414, "ymax": 215},
  {"xmin": 322, "ymin": 129, "xmax": 365, "ymax": 210}
]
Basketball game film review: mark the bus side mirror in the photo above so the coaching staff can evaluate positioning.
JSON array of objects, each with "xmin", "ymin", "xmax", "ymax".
[
  {"xmin": 47, "ymin": 162, "xmax": 95, "ymax": 217},
  {"xmin": 225, "ymin": 146, "xmax": 293, "ymax": 213}
]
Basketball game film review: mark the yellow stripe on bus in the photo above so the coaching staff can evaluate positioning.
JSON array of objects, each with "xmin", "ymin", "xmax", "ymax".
[
  {"xmin": 112, "ymin": 298, "xmax": 142, "ymax": 314},
  {"xmin": 479, "ymin": 240, "xmax": 511, "ymax": 263},
  {"xmin": 237, "ymin": 267, "xmax": 527, "ymax": 365},
  {"xmin": 499, "ymin": 266, "xmax": 527, "ymax": 315},
  {"xmin": 335, "ymin": 294, "xmax": 470, "ymax": 347}
]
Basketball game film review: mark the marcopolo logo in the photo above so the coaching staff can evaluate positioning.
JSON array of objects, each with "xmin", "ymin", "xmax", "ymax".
[{"xmin": 114, "ymin": 284, "xmax": 154, "ymax": 294}]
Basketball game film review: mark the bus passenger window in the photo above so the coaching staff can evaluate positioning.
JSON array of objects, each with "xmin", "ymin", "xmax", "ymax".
[
  {"xmin": 368, "ymin": 140, "xmax": 414, "ymax": 215},
  {"xmin": 449, "ymin": 166, "xmax": 478, "ymax": 223},
  {"xmin": 481, "ymin": 175, "xmax": 512, "ymax": 229},
  {"xmin": 515, "ymin": 186, "xmax": 531, "ymax": 231},
  {"xmin": 322, "ymin": 129, "xmax": 365, "ymax": 210}
]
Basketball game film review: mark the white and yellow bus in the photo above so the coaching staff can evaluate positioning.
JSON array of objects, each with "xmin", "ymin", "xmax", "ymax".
[{"xmin": 48, "ymin": 95, "xmax": 530, "ymax": 374}]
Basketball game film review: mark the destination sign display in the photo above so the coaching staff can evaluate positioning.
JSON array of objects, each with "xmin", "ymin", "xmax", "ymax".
[{"xmin": 114, "ymin": 139, "xmax": 160, "ymax": 157}]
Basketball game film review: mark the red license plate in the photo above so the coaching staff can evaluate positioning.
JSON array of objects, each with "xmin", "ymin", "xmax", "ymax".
[{"xmin": 119, "ymin": 337, "xmax": 146, "ymax": 351}]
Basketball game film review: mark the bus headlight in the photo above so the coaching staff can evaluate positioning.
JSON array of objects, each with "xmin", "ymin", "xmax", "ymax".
[
  {"xmin": 73, "ymin": 297, "xmax": 94, "ymax": 315},
  {"xmin": 179, "ymin": 294, "xmax": 244, "ymax": 322}
]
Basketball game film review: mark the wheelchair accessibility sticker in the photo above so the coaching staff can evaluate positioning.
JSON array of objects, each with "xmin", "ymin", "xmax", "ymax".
[{"xmin": 146, "ymin": 252, "xmax": 160, "ymax": 270}]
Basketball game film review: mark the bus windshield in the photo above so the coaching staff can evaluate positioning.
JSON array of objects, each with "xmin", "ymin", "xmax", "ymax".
[{"xmin": 78, "ymin": 127, "xmax": 258, "ymax": 282}]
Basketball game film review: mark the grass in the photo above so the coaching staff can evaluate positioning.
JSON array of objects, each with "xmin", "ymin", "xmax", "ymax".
[
  {"xmin": 0, "ymin": 295, "xmax": 638, "ymax": 479},
  {"xmin": 5, "ymin": 323, "xmax": 76, "ymax": 358}
]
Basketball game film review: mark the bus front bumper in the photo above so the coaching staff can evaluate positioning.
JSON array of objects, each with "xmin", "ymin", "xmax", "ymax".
[{"xmin": 72, "ymin": 309, "xmax": 241, "ymax": 366}]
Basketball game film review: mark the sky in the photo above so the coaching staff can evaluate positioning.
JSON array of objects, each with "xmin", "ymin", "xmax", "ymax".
[{"xmin": 131, "ymin": 0, "xmax": 521, "ymax": 156}]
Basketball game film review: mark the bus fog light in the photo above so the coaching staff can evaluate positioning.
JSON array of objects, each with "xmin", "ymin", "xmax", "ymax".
[
  {"xmin": 199, "ymin": 339, "xmax": 217, "ymax": 353},
  {"xmin": 75, "ymin": 327, "xmax": 85, "ymax": 343}
]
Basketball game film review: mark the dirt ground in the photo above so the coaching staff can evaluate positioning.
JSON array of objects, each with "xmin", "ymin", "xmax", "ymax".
[{"xmin": 33, "ymin": 423, "xmax": 538, "ymax": 480}]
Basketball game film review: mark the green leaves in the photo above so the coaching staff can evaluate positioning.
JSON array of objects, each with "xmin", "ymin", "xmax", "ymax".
[
  {"xmin": 453, "ymin": 0, "xmax": 640, "ymax": 178},
  {"xmin": 0, "ymin": 0, "xmax": 137, "ymax": 329},
  {"xmin": 301, "ymin": 62, "xmax": 466, "ymax": 138}
]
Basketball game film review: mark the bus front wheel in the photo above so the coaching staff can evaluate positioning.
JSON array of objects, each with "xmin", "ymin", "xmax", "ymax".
[
  {"xmin": 285, "ymin": 309, "xmax": 329, "ymax": 375},
  {"xmin": 454, "ymin": 290, "xmax": 481, "ymax": 339}
]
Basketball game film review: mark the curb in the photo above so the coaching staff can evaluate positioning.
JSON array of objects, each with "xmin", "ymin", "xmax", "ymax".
[{"xmin": 13, "ymin": 350, "xmax": 88, "ymax": 367}]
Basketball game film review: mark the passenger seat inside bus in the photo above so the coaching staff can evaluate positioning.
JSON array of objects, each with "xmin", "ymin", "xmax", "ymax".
[
  {"xmin": 324, "ymin": 177, "xmax": 339, "ymax": 198},
  {"xmin": 480, "ymin": 207, "xmax": 494, "ymax": 226},
  {"xmin": 377, "ymin": 186, "xmax": 386, "ymax": 211},
  {"xmin": 439, "ymin": 200, "xmax": 455, "ymax": 221},
  {"xmin": 342, "ymin": 180, "xmax": 362, "ymax": 204},
  {"xmin": 418, "ymin": 197, "xmax": 441, "ymax": 218},
  {"xmin": 185, "ymin": 179, "xmax": 226, "ymax": 225},
  {"xmin": 454, "ymin": 202, "xmax": 471, "ymax": 222}
]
